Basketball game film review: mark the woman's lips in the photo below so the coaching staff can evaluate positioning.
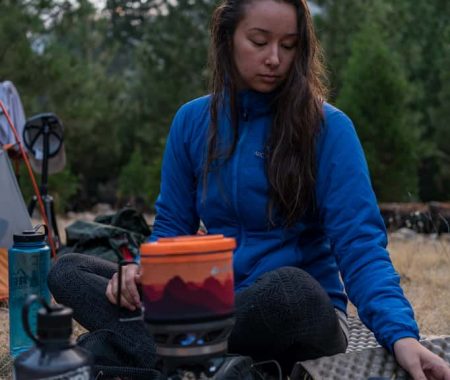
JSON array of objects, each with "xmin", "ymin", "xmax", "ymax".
[{"xmin": 259, "ymin": 74, "xmax": 280, "ymax": 83}]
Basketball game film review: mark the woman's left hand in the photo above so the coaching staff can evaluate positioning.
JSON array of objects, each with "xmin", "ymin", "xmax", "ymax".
[{"xmin": 394, "ymin": 337, "xmax": 450, "ymax": 380}]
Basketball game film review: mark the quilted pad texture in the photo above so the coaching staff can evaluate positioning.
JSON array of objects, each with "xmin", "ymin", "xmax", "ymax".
[{"xmin": 292, "ymin": 317, "xmax": 450, "ymax": 380}]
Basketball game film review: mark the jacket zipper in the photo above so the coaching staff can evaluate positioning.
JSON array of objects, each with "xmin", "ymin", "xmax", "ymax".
[{"xmin": 233, "ymin": 109, "xmax": 249, "ymax": 246}]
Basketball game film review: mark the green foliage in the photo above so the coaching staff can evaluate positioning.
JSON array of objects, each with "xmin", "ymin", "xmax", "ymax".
[
  {"xmin": 314, "ymin": 0, "xmax": 450, "ymax": 201},
  {"xmin": 1, "ymin": 0, "xmax": 448, "ymax": 211},
  {"xmin": 118, "ymin": 145, "xmax": 164, "ymax": 210},
  {"xmin": 336, "ymin": 22, "xmax": 419, "ymax": 201},
  {"xmin": 105, "ymin": 0, "xmax": 155, "ymax": 43},
  {"xmin": 116, "ymin": 0, "xmax": 214, "ymax": 207},
  {"xmin": 48, "ymin": 168, "xmax": 80, "ymax": 213},
  {"xmin": 428, "ymin": 23, "xmax": 450, "ymax": 199},
  {"xmin": 124, "ymin": 0, "xmax": 214, "ymax": 152},
  {"xmin": 313, "ymin": 0, "xmax": 370, "ymax": 96},
  {"xmin": 18, "ymin": 165, "xmax": 79, "ymax": 214},
  {"xmin": 118, "ymin": 149, "xmax": 151, "ymax": 199}
]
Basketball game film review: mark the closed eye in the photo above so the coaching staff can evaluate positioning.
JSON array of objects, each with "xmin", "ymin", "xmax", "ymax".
[
  {"xmin": 250, "ymin": 40, "xmax": 267, "ymax": 47},
  {"xmin": 281, "ymin": 43, "xmax": 296, "ymax": 50}
]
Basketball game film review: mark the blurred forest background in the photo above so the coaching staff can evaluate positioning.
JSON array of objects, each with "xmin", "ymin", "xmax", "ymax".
[{"xmin": 1, "ymin": 0, "xmax": 449, "ymax": 212}]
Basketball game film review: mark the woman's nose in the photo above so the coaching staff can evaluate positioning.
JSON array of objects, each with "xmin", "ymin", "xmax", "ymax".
[{"xmin": 265, "ymin": 45, "xmax": 280, "ymax": 67}]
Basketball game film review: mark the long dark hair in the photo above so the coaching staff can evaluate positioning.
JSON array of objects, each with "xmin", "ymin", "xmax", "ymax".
[{"xmin": 206, "ymin": 0, "xmax": 328, "ymax": 227}]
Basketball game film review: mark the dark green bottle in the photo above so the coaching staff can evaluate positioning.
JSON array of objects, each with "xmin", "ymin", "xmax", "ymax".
[{"xmin": 13, "ymin": 295, "xmax": 93, "ymax": 380}]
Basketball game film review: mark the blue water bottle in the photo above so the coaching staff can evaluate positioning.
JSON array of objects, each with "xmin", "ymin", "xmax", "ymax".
[{"xmin": 8, "ymin": 225, "xmax": 51, "ymax": 357}]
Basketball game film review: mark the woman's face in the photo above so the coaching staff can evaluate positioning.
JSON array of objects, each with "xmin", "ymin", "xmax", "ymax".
[{"xmin": 232, "ymin": 0, "xmax": 298, "ymax": 93}]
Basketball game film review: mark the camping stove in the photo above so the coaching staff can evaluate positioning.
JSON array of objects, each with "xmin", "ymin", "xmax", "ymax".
[
  {"xmin": 139, "ymin": 235, "xmax": 239, "ymax": 378},
  {"xmin": 147, "ymin": 316, "xmax": 235, "ymax": 376}
]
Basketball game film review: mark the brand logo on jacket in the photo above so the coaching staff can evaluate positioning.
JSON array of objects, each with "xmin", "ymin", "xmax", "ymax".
[{"xmin": 254, "ymin": 151, "xmax": 266, "ymax": 159}]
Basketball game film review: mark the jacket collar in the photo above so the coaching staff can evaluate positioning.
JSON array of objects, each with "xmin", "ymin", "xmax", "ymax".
[
  {"xmin": 237, "ymin": 89, "xmax": 276, "ymax": 120},
  {"xmin": 219, "ymin": 88, "xmax": 277, "ymax": 121}
]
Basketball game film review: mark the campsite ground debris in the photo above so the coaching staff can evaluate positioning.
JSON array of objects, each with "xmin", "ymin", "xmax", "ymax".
[{"xmin": 0, "ymin": 303, "xmax": 11, "ymax": 380}]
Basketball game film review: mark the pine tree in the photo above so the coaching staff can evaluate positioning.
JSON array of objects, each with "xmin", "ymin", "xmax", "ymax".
[
  {"xmin": 336, "ymin": 22, "xmax": 420, "ymax": 201},
  {"xmin": 314, "ymin": 0, "xmax": 450, "ymax": 200}
]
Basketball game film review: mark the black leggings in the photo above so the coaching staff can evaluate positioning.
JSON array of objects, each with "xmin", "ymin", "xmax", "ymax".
[{"xmin": 47, "ymin": 254, "xmax": 346, "ymax": 371}]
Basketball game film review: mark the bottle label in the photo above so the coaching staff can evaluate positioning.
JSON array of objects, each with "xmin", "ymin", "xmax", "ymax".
[{"xmin": 13, "ymin": 366, "xmax": 92, "ymax": 380}]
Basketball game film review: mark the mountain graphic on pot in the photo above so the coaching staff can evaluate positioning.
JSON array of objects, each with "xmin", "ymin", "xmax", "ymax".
[
  {"xmin": 140, "ymin": 234, "xmax": 236, "ymax": 322},
  {"xmin": 142, "ymin": 274, "xmax": 234, "ymax": 321}
]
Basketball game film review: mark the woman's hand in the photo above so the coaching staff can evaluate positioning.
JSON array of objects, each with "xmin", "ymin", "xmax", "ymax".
[
  {"xmin": 105, "ymin": 263, "xmax": 142, "ymax": 311},
  {"xmin": 394, "ymin": 337, "xmax": 450, "ymax": 380}
]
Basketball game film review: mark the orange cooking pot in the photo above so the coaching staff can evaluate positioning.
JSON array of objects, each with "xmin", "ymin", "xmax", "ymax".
[{"xmin": 140, "ymin": 234, "xmax": 236, "ymax": 323}]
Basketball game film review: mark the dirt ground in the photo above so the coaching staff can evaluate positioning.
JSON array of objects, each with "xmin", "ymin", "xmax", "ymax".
[{"xmin": 0, "ymin": 211, "xmax": 449, "ymax": 379}]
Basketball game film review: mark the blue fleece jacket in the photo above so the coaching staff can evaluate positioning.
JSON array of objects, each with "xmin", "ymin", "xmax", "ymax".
[{"xmin": 150, "ymin": 90, "xmax": 419, "ymax": 351}]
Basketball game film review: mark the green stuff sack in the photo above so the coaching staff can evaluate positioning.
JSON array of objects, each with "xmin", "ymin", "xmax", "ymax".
[{"xmin": 58, "ymin": 208, "xmax": 151, "ymax": 262}]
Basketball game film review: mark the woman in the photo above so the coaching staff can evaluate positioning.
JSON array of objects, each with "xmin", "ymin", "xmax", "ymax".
[{"xmin": 49, "ymin": 0, "xmax": 450, "ymax": 378}]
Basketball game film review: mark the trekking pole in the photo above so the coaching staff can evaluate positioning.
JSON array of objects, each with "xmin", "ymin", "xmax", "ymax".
[{"xmin": 0, "ymin": 100, "xmax": 57, "ymax": 258}]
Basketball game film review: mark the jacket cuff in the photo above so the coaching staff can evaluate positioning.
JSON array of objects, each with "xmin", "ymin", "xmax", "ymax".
[{"xmin": 387, "ymin": 331, "xmax": 420, "ymax": 354}]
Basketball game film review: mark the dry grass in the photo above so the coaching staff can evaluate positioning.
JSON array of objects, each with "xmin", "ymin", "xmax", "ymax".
[
  {"xmin": 0, "ymin": 233, "xmax": 449, "ymax": 379},
  {"xmin": 388, "ymin": 234, "xmax": 450, "ymax": 335},
  {"xmin": 0, "ymin": 305, "xmax": 10, "ymax": 379}
]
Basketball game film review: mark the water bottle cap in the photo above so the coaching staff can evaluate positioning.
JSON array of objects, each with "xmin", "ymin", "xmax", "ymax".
[
  {"xmin": 37, "ymin": 304, "xmax": 73, "ymax": 341},
  {"xmin": 13, "ymin": 229, "xmax": 46, "ymax": 243}
]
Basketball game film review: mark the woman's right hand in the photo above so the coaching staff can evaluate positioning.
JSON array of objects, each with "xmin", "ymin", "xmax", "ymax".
[
  {"xmin": 394, "ymin": 337, "xmax": 450, "ymax": 380},
  {"xmin": 105, "ymin": 263, "xmax": 142, "ymax": 311}
]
